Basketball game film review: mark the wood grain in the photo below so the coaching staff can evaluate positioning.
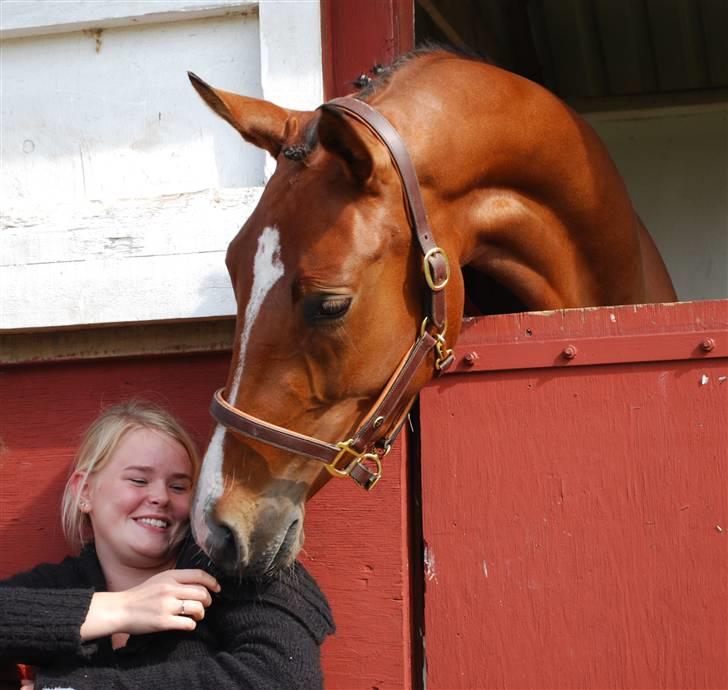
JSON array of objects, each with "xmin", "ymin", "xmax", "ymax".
[
  {"xmin": 420, "ymin": 300, "xmax": 728, "ymax": 689},
  {"xmin": 0, "ymin": 353, "xmax": 412, "ymax": 690}
]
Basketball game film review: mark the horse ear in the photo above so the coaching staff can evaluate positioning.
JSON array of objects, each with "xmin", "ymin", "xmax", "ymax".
[
  {"xmin": 317, "ymin": 105, "xmax": 386, "ymax": 187},
  {"xmin": 188, "ymin": 71, "xmax": 292, "ymax": 158}
]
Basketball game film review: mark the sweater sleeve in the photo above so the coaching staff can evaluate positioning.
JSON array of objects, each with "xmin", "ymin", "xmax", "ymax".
[
  {"xmin": 34, "ymin": 563, "xmax": 335, "ymax": 690},
  {"xmin": 0, "ymin": 559, "xmax": 96, "ymax": 662}
]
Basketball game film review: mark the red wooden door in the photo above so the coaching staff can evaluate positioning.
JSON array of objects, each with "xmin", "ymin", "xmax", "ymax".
[
  {"xmin": 321, "ymin": 0, "xmax": 414, "ymax": 98},
  {"xmin": 0, "ymin": 352, "xmax": 413, "ymax": 689},
  {"xmin": 419, "ymin": 300, "xmax": 728, "ymax": 689}
]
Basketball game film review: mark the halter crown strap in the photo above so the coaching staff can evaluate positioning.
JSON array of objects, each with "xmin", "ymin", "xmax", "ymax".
[{"xmin": 323, "ymin": 97, "xmax": 449, "ymax": 331}]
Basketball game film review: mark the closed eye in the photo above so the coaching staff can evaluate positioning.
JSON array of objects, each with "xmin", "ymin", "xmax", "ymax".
[
  {"xmin": 129, "ymin": 478, "xmax": 147, "ymax": 485},
  {"xmin": 304, "ymin": 294, "xmax": 352, "ymax": 323}
]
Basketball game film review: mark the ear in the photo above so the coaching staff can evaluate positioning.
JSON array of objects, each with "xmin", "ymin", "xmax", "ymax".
[
  {"xmin": 71, "ymin": 471, "xmax": 92, "ymax": 512},
  {"xmin": 317, "ymin": 105, "xmax": 389, "ymax": 187},
  {"xmin": 188, "ymin": 71, "xmax": 295, "ymax": 158}
]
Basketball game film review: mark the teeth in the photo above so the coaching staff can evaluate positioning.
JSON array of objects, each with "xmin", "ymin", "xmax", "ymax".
[{"xmin": 136, "ymin": 518, "xmax": 169, "ymax": 529}]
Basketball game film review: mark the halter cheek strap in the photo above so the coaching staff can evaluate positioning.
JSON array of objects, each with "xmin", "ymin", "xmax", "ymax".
[{"xmin": 209, "ymin": 96, "xmax": 454, "ymax": 490}]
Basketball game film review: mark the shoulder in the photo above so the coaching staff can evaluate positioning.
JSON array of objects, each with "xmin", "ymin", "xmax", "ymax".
[
  {"xmin": 218, "ymin": 562, "xmax": 335, "ymax": 645},
  {"xmin": 0, "ymin": 544, "xmax": 104, "ymax": 590},
  {"xmin": 174, "ymin": 536, "xmax": 335, "ymax": 644}
]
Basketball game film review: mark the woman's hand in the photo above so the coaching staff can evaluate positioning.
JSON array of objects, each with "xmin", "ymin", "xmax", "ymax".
[{"xmin": 80, "ymin": 569, "xmax": 220, "ymax": 640}]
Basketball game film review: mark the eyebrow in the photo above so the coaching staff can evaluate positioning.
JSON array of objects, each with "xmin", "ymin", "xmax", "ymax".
[{"xmin": 123, "ymin": 465, "xmax": 193, "ymax": 481}]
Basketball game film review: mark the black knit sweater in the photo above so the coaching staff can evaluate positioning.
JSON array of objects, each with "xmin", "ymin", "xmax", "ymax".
[{"xmin": 0, "ymin": 538, "xmax": 334, "ymax": 689}]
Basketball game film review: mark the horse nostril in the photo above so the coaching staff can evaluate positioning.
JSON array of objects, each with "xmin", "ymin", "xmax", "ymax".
[
  {"xmin": 203, "ymin": 517, "xmax": 243, "ymax": 573},
  {"xmin": 216, "ymin": 523, "xmax": 240, "ymax": 568}
]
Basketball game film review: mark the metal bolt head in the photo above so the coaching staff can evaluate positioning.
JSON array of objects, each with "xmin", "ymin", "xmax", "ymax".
[
  {"xmin": 563, "ymin": 345, "xmax": 577, "ymax": 360},
  {"xmin": 464, "ymin": 351, "xmax": 479, "ymax": 365},
  {"xmin": 373, "ymin": 416, "xmax": 385, "ymax": 429},
  {"xmin": 701, "ymin": 338, "xmax": 716, "ymax": 352}
]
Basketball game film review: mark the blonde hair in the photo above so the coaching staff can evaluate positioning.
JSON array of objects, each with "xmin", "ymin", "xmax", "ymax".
[{"xmin": 61, "ymin": 400, "xmax": 201, "ymax": 550}]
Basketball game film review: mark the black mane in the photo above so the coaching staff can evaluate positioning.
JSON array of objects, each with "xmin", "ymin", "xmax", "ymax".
[
  {"xmin": 281, "ymin": 43, "xmax": 487, "ymax": 162},
  {"xmin": 355, "ymin": 41, "xmax": 489, "ymax": 100}
]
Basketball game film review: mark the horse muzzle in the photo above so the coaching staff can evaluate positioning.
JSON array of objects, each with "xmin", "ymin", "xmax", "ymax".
[{"xmin": 191, "ymin": 495, "xmax": 303, "ymax": 577}]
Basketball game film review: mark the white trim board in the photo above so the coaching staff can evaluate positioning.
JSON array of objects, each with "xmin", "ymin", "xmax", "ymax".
[
  {"xmin": 0, "ymin": 0, "xmax": 257, "ymax": 39},
  {"xmin": 1, "ymin": 188, "xmax": 262, "ymax": 330}
]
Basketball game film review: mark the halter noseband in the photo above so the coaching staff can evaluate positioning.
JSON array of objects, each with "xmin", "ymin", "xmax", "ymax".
[{"xmin": 209, "ymin": 96, "xmax": 454, "ymax": 490}]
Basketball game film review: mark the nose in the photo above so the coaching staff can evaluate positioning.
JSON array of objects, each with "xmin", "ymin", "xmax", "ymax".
[
  {"xmin": 203, "ymin": 515, "xmax": 243, "ymax": 575},
  {"xmin": 148, "ymin": 481, "xmax": 170, "ymax": 506}
]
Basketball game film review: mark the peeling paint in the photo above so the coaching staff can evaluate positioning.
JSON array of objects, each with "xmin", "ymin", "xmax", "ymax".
[
  {"xmin": 700, "ymin": 374, "xmax": 710, "ymax": 385},
  {"xmin": 482, "ymin": 560, "xmax": 489, "ymax": 578},
  {"xmin": 424, "ymin": 542, "xmax": 438, "ymax": 582}
]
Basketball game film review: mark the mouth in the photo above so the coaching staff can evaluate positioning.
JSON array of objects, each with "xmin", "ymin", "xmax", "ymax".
[
  {"xmin": 133, "ymin": 517, "xmax": 171, "ymax": 531},
  {"xmin": 260, "ymin": 519, "xmax": 300, "ymax": 576}
]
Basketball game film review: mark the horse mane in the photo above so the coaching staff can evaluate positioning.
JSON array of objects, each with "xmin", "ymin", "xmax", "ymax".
[
  {"xmin": 355, "ymin": 41, "xmax": 490, "ymax": 100},
  {"xmin": 281, "ymin": 43, "xmax": 488, "ymax": 163}
]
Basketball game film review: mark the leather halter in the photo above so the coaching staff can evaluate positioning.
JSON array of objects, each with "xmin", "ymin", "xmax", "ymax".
[{"xmin": 209, "ymin": 96, "xmax": 454, "ymax": 490}]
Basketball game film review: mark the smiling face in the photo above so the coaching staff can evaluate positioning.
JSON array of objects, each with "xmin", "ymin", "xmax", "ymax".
[{"xmin": 79, "ymin": 427, "xmax": 194, "ymax": 571}]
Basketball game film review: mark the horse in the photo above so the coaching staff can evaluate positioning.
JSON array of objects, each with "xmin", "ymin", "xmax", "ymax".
[{"xmin": 187, "ymin": 47, "xmax": 676, "ymax": 576}]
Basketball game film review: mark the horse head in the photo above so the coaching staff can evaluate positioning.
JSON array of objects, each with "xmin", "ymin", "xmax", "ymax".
[
  {"xmin": 187, "ymin": 64, "xmax": 465, "ymax": 576},
  {"xmin": 188, "ymin": 49, "xmax": 675, "ymax": 576}
]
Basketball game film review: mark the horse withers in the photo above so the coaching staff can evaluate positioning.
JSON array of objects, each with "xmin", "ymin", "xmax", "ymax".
[{"xmin": 188, "ymin": 48, "xmax": 676, "ymax": 576}]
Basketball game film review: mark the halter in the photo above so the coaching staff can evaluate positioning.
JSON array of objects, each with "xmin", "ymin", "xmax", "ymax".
[{"xmin": 209, "ymin": 96, "xmax": 454, "ymax": 490}]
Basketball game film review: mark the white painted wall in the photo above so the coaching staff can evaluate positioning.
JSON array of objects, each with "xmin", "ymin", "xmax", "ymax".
[
  {"xmin": 588, "ymin": 103, "xmax": 727, "ymax": 301},
  {"xmin": 0, "ymin": 0, "xmax": 323, "ymax": 331}
]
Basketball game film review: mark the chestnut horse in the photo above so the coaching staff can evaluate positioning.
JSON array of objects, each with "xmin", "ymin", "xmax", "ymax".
[{"xmin": 188, "ymin": 48, "xmax": 676, "ymax": 576}]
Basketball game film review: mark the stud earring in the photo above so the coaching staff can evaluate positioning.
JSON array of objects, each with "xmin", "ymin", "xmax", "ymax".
[{"xmin": 79, "ymin": 500, "xmax": 88, "ymax": 510}]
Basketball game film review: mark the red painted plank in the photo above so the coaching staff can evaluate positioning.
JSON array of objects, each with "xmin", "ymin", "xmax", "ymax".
[
  {"xmin": 0, "ymin": 353, "xmax": 412, "ymax": 689},
  {"xmin": 321, "ymin": 0, "xmax": 414, "ymax": 99},
  {"xmin": 420, "ymin": 301, "xmax": 728, "ymax": 689},
  {"xmin": 447, "ymin": 300, "xmax": 728, "ymax": 373}
]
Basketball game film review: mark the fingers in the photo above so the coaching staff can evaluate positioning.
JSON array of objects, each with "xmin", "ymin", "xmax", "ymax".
[
  {"xmin": 177, "ymin": 583, "xmax": 214, "ymax": 608},
  {"xmin": 168, "ymin": 569, "xmax": 221, "ymax": 593},
  {"xmin": 175, "ymin": 598, "xmax": 206, "ymax": 621}
]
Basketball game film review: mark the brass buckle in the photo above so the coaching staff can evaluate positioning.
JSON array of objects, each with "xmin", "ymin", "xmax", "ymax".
[
  {"xmin": 420, "ymin": 318, "xmax": 453, "ymax": 370},
  {"xmin": 327, "ymin": 439, "xmax": 383, "ymax": 488},
  {"xmin": 434, "ymin": 332, "xmax": 454, "ymax": 371},
  {"xmin": 423, "ymin": 247, "xmax": 450, "ymax": 291}
]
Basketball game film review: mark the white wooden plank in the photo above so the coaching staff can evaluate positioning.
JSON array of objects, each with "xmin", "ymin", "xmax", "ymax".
[
  {"xmin": 1, "ymin": 13, "xmax": 264, "ymax": 206},
  {"xmin": 1, "ymin": 188, "xmax": 261, "ymax": 329},
  {"xmin": 0, "ymin": 0, "xmax": 256, "ymax": 39},
  {"xmin": 1, "ymin": 251, "xmax": 235, "ymax": 330},
  {"xmin": 2, "ymin": 188, "xmax": 262, "ymax": 265},
  {"xmin": 258, "ymin": 0, "xmax": 323, "ymax": 178}
]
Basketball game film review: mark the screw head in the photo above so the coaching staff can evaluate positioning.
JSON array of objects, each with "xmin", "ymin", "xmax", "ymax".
[
  {"xmin": 701, "ymin": 338, "xmax": 716, "ymax": 352},
  {"xmin": 464, "ymin": 351, "xmax": 479, "ymax": 365}
]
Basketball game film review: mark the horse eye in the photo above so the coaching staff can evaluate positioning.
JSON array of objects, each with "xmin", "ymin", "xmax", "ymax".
[{"xmin": 304, "ymin": 295, "xmax": 352, "ymax": 322}]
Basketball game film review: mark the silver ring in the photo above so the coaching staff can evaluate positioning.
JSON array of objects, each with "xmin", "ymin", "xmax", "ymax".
[{"xmin": 180, "ymin": 600, "xmax": 186, "ymax": 616}]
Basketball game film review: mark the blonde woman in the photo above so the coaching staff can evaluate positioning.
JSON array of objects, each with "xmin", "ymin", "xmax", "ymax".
[{"xmin": 0, "ymin": 400, "xmax": 333, "ymax": 689}]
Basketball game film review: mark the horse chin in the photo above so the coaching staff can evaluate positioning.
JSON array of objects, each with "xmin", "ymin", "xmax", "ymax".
[{"xmin": 253, "ymin": 518, "xmax": 303, "ymax": 576}]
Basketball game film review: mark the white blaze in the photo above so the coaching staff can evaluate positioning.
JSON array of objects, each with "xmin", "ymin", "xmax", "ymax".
[
  {"xmin": 192, "ymin": 226, "xmax": 285, "ymax": 544},
  {"xmin": 229, "ymin": 226, "xmax": 285, "ymax": 401}
]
